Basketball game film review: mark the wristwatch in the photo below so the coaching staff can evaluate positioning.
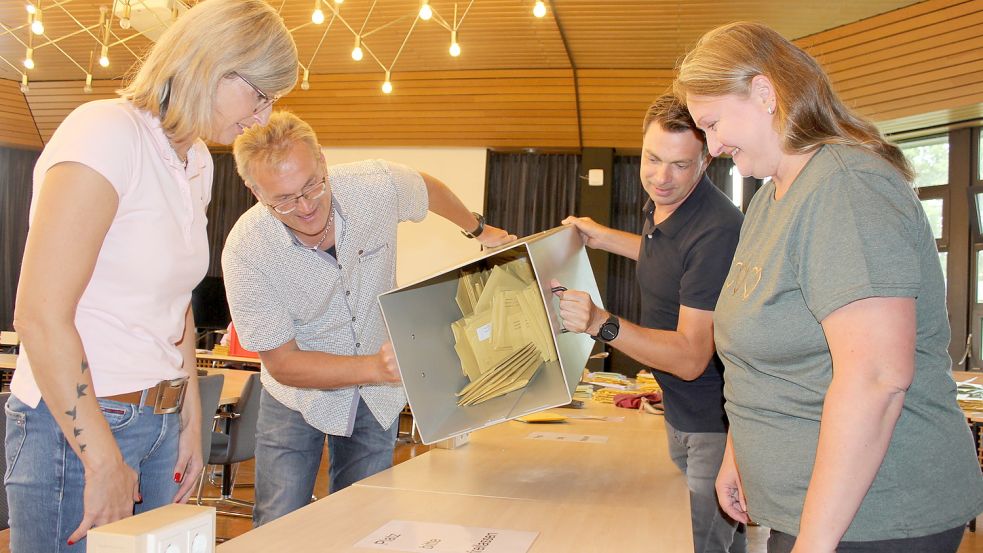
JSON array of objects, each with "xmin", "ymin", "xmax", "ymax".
[
  {"xmin": 461, "ymin": 212, "xmax": 485, "ymax": 239},
  {"xmin": 593, "ymin": 315, "xmax": 620, "ymax": 343}
]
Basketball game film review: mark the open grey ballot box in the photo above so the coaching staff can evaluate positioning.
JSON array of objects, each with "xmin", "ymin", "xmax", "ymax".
[{"xmin": 379, "ymin": 226, "xmax": 602, "ymax": 444}]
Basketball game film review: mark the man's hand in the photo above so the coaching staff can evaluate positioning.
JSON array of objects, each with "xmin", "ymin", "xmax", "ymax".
[
  {"xmin": 374, "ymin": 341, "xmax": 402, "ymax": 384},
  {"xmin": 476, "ymin": 224, "xmax": 516, "ymax": 248},
  {"xmin": 562, "ymin": 216, "xmax": 611, "ymax": 250},
  {"xmin": 551, "ymin": 279, "xmax": 608, "ymax": 335}
]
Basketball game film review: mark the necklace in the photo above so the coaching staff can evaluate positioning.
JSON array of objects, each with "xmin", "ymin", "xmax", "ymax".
[{"xmin": 298, "ymin": 206, "xmax": 335, "ymax": 251}]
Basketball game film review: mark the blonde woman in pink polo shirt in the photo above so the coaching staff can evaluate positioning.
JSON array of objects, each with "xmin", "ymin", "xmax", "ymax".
[{"xmin": 8, "ymin": 1, "xmax": 297, "ymax": 551}]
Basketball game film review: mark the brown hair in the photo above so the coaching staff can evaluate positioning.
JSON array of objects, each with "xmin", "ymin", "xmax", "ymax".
[
  {"xmin": 120, "ymin": 0, "xmax": 298, "ymax": 145},
  {"xmin": 642, "ymin": 93, "xmax": 708, "ymax": 156},
  {"xmin": 673, "ymin": 21, "xmax": 913, "ymax": 182}
]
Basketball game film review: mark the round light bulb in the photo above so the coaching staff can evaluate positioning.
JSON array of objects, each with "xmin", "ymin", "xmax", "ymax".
[
  {"xmin": 120, "ymin": 17, "xmax": 131, "ymax": 29},
  {"xmin": 31, "ymin": 19, "xmax": 43, "ymax": 35},
  {"xmin": 351, "ymin": 46, "xmax": 363, "ymax": 61},
  {"xmin": 99, "ymin": 55, "xmax": 110, "ymax": 67},
  {"xmin": 419, "ymin": 3, "xmax": 432, "ymax": 20},
  {"xmin": 533, "ymin": 1, "xmax": 547, "ymax": 17},
  {"xmin": 334, "ymin": 0, "xmax": 343, "ymax": 3},
  {"xmin": 25, "ymin": 4, "xmax": 36, "ymax": 14},
  {"xmin": 449, "ymin": 41, "xmax": 460, "ymax": 57},
  {"xmin": 311, "ymin": 8, "xmax": 325, "ymax": 24},
  {"xmin": 382, "ymin": 80, "xmax": 393, "ymax": 94},
  {"xmin": 83, "ymin": 83, "xmax": 93, "ymax": 93},
  {"xmin": 23, "ymin": 58, "xmax": 34, "ymax": 70},
  {"xmin": 301, "ymin": 79, "xmax": 310, "ymax": 90},
  {"xmin": 20, "ymin": 83, "xmax": 29, "ymax": 93}
]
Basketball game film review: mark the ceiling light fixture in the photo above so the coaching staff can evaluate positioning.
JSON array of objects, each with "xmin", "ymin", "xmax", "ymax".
[
  {"xmin": 20, "ymin": 73, "xmax": 29, "ymax": 93},
  {"xmin": 533, "ymin": 0, "xmax": 547, "ymax": 18},
  {"xmin": 119, "ymin": 0, "xmax": 132, "ymax": 30},
  {"xmin": 382, "ymin": 70, "xmax": 393, "ymax": 94},
  {"xmin": 25, "ymin": 3, "xmax": 36, "ymax": 15},
  {"xmin": 352, "ymin": 35, "xmax": 363, "ymax": 61},
  {"xmin": 30, "ymin": 8, "xmax": 44, "ymax": 35},
  {"xmin": 84, "ymin": 72, "xmax": 93, "ymax": 93},
  {"xmin": 23, "ymin": 47, "xmax": 34, "ymax": 69},
  {"xmin": 301, "ymin": 67, "xmax": 310, "ymax": 90},
  {"xmin": 449, "ymin": 30, "xmax": 460, "ymax": 57},
  {"xmin": 312, "ymin": 0, "xmax": 325, "ymax": 25},
  {"xmin": 419, "ymin": 0, "xmax": 433, "ymax": 21}
]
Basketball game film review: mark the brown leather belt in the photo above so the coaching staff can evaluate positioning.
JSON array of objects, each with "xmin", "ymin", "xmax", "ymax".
[{"xmin": 102, "ymin": 377, "xmax": 189, "ymax": 415}]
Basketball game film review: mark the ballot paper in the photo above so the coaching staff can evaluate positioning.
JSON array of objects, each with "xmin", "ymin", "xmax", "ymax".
[
  {"xmin": 355, "ymin": 520, "xmax": 538, "ymax": 552},
  {"xmin": 451, "ymin": 258, "xmax": 556, "ymax": 406}
]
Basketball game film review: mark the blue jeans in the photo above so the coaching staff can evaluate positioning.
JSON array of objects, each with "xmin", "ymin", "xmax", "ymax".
[
  {"xmin": 4, "ymin": 394, "xmax": 179, "ymax": 553},
  {"xmin": 253, "ymin": 389, "xmax": 397, "ymax": 527},
  {"xmin": 666, "ymin": 420, "xmax": 747, "ymax": 553}
]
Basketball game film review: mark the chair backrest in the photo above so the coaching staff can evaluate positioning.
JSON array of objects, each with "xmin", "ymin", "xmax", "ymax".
[
  {"xmin": 225, "ymin": 372, "xmax": 261, "ymax": 465},
  {"xmin": 0, "ymin": 392, "xmax": 11, "ymax": 530},
  {"xmin": 197, "ymin": 374, "xmax": 224, "ymax": 459}
]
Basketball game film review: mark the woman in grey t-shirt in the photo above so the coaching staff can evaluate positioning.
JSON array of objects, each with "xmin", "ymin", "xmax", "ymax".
[{"xmin": 674, "ymin": 21, "xmax": 983, "ymax": 553}]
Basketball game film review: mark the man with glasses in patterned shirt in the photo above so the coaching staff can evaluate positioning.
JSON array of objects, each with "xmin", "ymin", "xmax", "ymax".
[{"xmin": 222, "ymin": 111, "xmax": 515, "ymax": 527}]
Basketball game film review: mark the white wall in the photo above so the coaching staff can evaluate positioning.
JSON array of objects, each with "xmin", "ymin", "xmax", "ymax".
[{"xmin": 321, "ymin": 146, "xmax": 487, "ymax": 286}]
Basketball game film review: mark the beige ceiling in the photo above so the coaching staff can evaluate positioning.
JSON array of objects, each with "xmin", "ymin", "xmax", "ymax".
[{"xmin": 1, "ymin": 0, "xmax": 923, "ymax": 83}]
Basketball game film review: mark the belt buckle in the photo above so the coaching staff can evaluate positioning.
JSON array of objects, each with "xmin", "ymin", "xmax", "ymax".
[{"xmin": 153, "ymin": 377, "xmax": 188, "ymax": 415}]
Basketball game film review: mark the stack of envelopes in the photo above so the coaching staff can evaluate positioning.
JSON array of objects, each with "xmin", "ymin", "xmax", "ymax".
[{"xmin": 451, "ymin": 258, "xmax": 556, "ymax": 406}]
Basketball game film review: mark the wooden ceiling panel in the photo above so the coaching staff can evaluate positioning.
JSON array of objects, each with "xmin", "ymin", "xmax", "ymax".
[{"xmin": 3, "ymin": 0, "xmax": 983, "ymax": 149}]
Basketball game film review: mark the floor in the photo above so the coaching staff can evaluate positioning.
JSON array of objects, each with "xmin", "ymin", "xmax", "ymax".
[{"xmin": 199, "ymin": 439, "xmax": 983, "ymax": 552}]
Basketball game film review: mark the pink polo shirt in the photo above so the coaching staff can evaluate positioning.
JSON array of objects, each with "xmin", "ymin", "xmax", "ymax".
[{"xmin": 12, "ymin": 99, "xmax": 213, "ymax": 407}]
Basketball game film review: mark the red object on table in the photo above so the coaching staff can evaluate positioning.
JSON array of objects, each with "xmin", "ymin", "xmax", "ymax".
[{"xmin": 227, "ymin": 323, "xmax": 259, "ymax": 359}]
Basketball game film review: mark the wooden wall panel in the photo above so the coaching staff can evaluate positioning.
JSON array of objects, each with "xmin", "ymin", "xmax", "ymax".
[
  {"xmin": 798, "ymin": 0, "xmax": 983, "ymax": 136},
  {"xmin": 277, "ymin": 69, "xmax": 580, "ymax": 148},
  {"xmin": 0, "ymin": 79, "xmax": 41, "ymax": 149},
  {"xmin": 578, "ymin": 69, "xmax": 674, "ymax": 149},
  {"xmin": 21, "ymin": 80, "xmax": 118, "ymax": 143}
]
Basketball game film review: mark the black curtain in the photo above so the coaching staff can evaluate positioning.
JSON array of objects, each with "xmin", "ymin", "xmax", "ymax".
[
  {"xmin": 608, "ymin": 155, "xmax": 644, "ymax": 325},
  {"xmin": 484, "ymin": 152, "xmax": 580, "ymax": 237},
  {"xmin": 0, "ymin": 147, "xmax": 41, "ymax": 330},
  {"xmin": 206, "ymin": 153, "xmax": 257, "ymax": 276}
]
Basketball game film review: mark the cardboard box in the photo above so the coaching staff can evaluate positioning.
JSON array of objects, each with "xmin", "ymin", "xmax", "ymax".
[{"xmin": 379, "ymin": 226, "xmax": 602, "ymax": 444}]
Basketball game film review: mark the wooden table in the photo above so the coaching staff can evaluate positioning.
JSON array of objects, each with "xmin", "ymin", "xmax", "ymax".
[
  {"xmin": 204, "ymin": 368, "xmax": 254, "ymax": 406},
  {"xmin": 196, "ymin": 351, "xmax": 261, "ymax": 367},
  {"xmin": 217, "ymin": 402, "xmax": 693, "ymax": 552}
]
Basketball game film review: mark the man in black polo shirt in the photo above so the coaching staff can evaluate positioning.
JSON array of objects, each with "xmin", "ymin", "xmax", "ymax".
[{"xmin": 554, "ymin": 93, "xmax": 745, "ymax": 553}]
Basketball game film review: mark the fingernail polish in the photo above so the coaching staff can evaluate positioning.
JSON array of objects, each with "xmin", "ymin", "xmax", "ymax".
[
  {"xmin": 174, "ymin": 472, "xmax": 182, "ymax": 482},
  {"xmin": 67, "ymin": 540, "xmax": 74, "ymax": 546}
]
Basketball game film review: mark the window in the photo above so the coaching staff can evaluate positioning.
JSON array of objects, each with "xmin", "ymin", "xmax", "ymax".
[
  {"xmin": 729, "ymin": 166, "xmax": 744, "ymax": 209},
  {"xmin": 900, "ymin": 135, "xmax": 949, "ymax": 188},
  {"xmin": 901, "ymin": 135, "xmax": 950, "ymax": 292}
]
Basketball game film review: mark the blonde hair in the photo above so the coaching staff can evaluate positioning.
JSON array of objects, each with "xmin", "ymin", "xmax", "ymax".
[
  {"xmin": 120, "ymin": 0, "xmax": 298, "ymax": 145},
  {"xmin": 674, "ymin": 21, "xmax": 913, "ymax": 182},
  {"xmin": 233, "ymin": 111, "xmax": 322, "ymax": 188}
]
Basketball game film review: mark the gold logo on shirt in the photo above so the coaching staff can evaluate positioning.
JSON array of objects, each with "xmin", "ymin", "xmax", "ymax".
[{"xmin": 725, "ymin": 261, "xmax": 762, "ymax": 300}]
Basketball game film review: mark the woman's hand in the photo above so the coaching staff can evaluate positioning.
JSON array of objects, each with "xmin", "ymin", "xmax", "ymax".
[
  {"xmin": 68, "ymin": 457, "xmax": 140, "ymax": 545},
  {"xmin": 715, "ymin": 435, "xmax": 749, "ymax": 524},
  {"xmin": 171, "ymin": 411, "xmax": 204, "ymax": 503}
]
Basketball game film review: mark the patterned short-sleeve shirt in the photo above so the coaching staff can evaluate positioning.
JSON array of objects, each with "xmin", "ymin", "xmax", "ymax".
[{"xmin": 222, "ymin": 159, "xmax": 428, "ymax": 435}]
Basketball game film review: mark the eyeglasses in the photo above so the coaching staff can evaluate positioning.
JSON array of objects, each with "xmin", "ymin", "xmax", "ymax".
[
  {"xmin": 268, "ymin": 177, "xmax": 327, "ymax": 215},
  {"xmin": 234, "ymin": 72, "xmax": 280, "ymax": 115}
]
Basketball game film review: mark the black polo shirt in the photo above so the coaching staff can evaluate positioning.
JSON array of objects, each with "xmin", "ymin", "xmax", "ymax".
[{"xmin": 636, "ymin": 176, "xmax": 742, "ymax": 433}]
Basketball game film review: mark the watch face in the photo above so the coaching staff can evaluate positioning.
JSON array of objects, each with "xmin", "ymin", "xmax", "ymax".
[{"xmin": 600, "ymin": 322, "xmax": 618, "ymax": 341}]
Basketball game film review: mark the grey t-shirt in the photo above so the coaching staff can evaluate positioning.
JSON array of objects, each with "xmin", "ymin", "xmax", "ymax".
[{"xmin": 714, "ymin": 144, "xmax": 983, "ymax": 540}]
